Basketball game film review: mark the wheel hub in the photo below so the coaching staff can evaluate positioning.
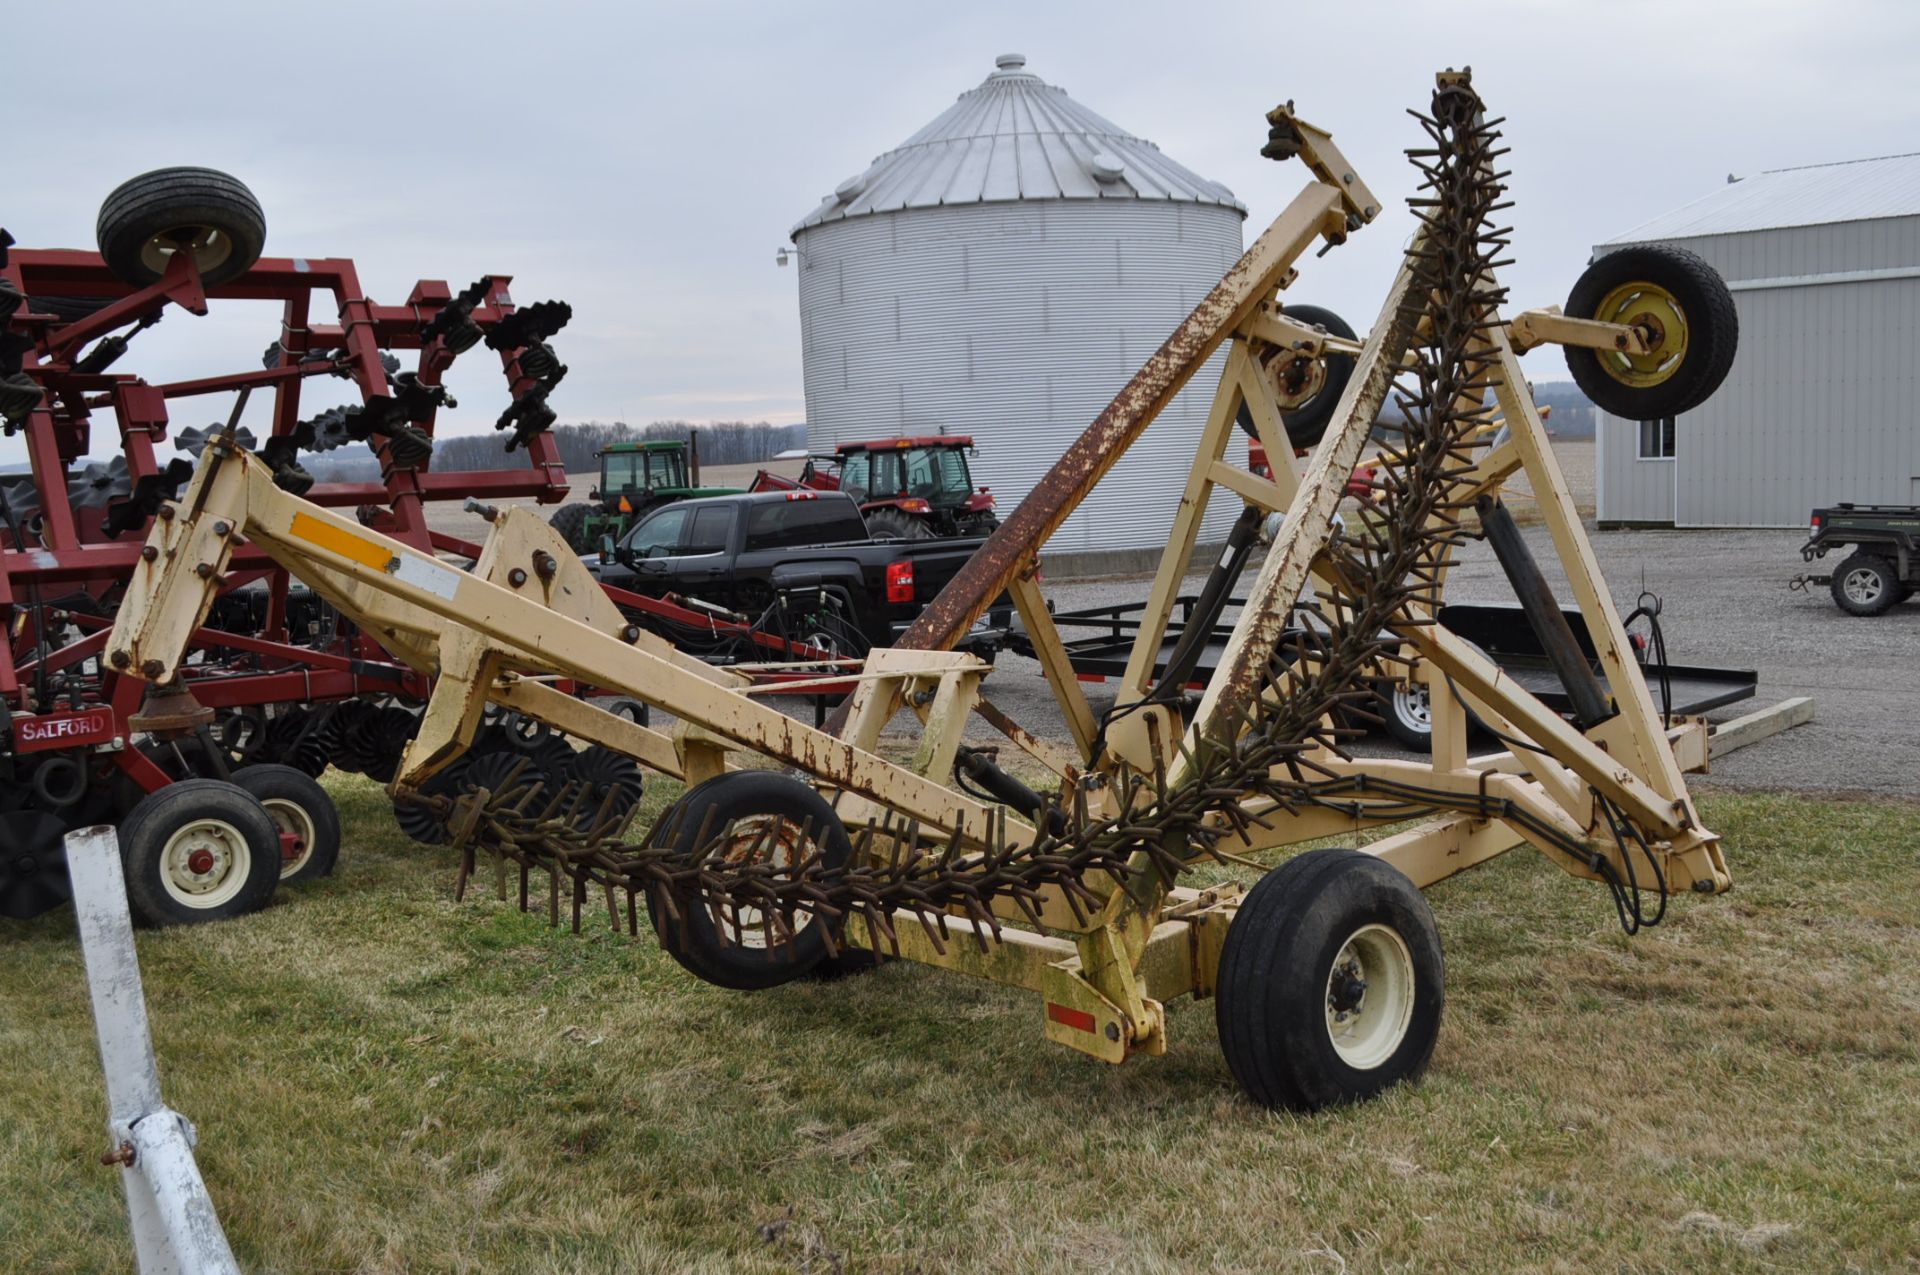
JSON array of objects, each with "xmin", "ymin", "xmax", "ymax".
[{"xmin": 186, "ymin": 848, "xmax": 216, "ymax": 875}]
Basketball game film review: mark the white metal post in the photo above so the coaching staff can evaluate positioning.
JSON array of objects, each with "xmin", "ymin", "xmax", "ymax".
[{"xmin": 66, "ymin": 825, "xmax": 242, "ymax": 1275}]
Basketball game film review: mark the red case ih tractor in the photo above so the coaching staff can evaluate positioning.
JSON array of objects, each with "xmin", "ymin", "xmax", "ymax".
[{"xmin": 752, "ymin": 435, "xmax": 998, "ymax": 540}]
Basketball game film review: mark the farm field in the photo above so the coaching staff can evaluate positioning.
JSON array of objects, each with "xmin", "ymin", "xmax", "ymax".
[{"xmin": 2, "ymin": 780, "xmax": 1915, "ymax": 1273}]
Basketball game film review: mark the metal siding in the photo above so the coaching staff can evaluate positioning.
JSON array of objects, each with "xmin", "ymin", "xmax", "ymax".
[
  {"xmin": 795, "ymin": 199, "xmax": 1247, "ymax": 553},
  {"xmin": 1594, "ymin": 217, "xmax": 1920, "ymax": 527},
  {"xmin": 1595, "ymin": 414, "xmax": 1674, "ymax": 523}
]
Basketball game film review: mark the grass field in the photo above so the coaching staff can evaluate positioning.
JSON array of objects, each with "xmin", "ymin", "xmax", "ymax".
[{"xmin": 2, "ymin": 781, "xmax": 1916, "ymax": 1273}]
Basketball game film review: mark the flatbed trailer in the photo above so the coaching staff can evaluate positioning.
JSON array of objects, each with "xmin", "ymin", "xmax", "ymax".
[{"xmin": 1012, "ymin": 596, "xmax": 1757, "ymax": 746}]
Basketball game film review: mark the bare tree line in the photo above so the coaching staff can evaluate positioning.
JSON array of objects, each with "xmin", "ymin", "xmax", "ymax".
[{"xmin": 303, "ymin": 420, "xmax": 806, "ymax": 481}]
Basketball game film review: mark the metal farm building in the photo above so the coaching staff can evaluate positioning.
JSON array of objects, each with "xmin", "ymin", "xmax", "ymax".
[
  {"xmin": 789, "ymin": 54, "xmax": 1247, "ymax": 561},
  {"xmin": 1596, "ymin": 153, "xmax": 1920, "ymax": 527}
]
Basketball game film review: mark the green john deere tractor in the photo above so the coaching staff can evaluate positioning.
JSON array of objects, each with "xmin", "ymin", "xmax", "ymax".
[{"xmin": 549, "ymin": 438, "xmax": 741, "ymax": 554}]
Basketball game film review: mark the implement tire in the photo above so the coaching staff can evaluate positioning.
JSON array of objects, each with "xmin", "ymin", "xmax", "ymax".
[
  {"xmin": 646, "ymin": 771, "xmax": 851, "ymax": 990},
  {"xmin": 120, "ymin": 779, "xmax": 282, "ymax": 926},
  {"xmin": 1563, "ymin": 244, "xmax": 1738, "ymax": 419},
  {"xmin": 1216, "ymin": 849, "xmax": 1444, "ymax": 1111},
  {"xmin": 232, "ymin": 764, "xmax": 341, "ymax": 886},
  {"xmin": 548, "ymin": 502, "xmax": 594, "ymax": 554},
  {"xmin": 97, "ymin": 167, "xmax": 267, "ymax": 288}
]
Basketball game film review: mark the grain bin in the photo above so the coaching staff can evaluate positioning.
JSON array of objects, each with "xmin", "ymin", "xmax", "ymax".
[{"xmin": 789, "ymin": 54, "xmax": 1247, "ymax": 563}]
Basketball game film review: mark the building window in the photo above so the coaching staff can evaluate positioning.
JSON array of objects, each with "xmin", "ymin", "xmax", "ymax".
[{"xmin": 1637, "ymin": 417, "xmax": 1675, "ymax": 460}]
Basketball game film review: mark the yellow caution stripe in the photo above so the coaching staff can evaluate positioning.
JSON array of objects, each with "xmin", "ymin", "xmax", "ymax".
[{"xmin": 290, "ymin": 512, "xmax": 391, "ymax": 571}]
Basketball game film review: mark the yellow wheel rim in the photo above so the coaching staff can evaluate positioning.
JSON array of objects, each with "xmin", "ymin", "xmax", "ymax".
[{"xmin": 1592, "ymin": 281, "xmax": 1689, "ymax": 388}]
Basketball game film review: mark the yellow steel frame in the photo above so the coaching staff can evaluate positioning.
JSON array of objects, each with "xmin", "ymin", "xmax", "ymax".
[{"xmin": 106, "ymin": 78, "xmax": 1725, "ymax": 1070}]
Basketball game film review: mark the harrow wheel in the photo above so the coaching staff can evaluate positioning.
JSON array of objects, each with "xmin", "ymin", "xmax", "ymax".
[
  {"xmin": 646, "ymin": 772, "xmax": 852, "ymax": 991},
  {"xmin": 1215, "ymin": 849, "xmax": 1443, "ymax": 1111},
  {"xmin": 233, "ymin": 764, "xmax": 341, "ymax": 885},
  {"xmin": 119, "ymin": 779, "xmax": 282, "ymax": 927},
  {"xmin": 1235, "ymin": 303, "xmax": 1357, "ymax": 450},
  {"xmin": 96, "ymin": 167, "xmax": 267, "ymax": 289},
  {"xmin": 1562, "ymin": 243, "xmax": 1738, "ymax": 419}
]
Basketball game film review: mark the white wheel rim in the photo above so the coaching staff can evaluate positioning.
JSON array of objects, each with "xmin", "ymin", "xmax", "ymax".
[
  {"xmin": 159, "ymin": 817, "xmax": 252, "ymax": 909},
  {"xmin": 1324, "ymin": 923, "xmax": 1416, "ymax": 1070},
  {"xmin": 1391, "ymin": 680, "xmax": 1431, "ymax": 733},
  {"xmin": 261, "ymin": 797, "xmax": 316, "ymax": 879},
  {"xmin": 713, "ymin": 814, "xmax": 817, "ymax": 950},
  {"xmin": 1843, "ymin": 567, "xmax": 1884, "ymax": 606}
]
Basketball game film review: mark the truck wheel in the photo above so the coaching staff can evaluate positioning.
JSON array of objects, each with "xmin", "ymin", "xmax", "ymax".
[
  {"xmin": 1830, "ymin": 552, "xmax": 1900, "ymax": 616},
  {"xmin": 646, "ymin": 771, "xmax": 851, "ymax": 990},
  {"xmin": 1562, "ymin": 244, "xmax": 1738, "ymax": 419},
  {"xmin": 1216, "ymin": 849, "xmax": 1444, "ymax": 1111},
  {"xmin": 119, "ymin": 779, "xmax": 282, "ymax": 926},
  {"xmin": 232, "ymin": 764, "xmax": 341, "ymax": 885},
  {"xmin": 548, "ymin": 502, "xmax": 593, "ymax": 554},
  {"xmin": 865, "ymin": 508, "xmax": 934, "ymax": 541},
  {"xmin": 97, "ymin": 167, "xmax": 267, "ymax": 289}
]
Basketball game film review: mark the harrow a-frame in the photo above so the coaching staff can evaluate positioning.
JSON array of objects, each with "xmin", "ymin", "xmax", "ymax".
[{"xmin": 108, "ymin": 71, "xmax": 1739, "ymax": 1109}]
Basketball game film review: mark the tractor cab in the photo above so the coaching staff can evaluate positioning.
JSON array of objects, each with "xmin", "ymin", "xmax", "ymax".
[
  {"xmin": 596, "ymin": 441, "xmax": 692, "ymax": 513},
  {"xmin": 832, "ymin": 436, "xmax": 997, "ymax": 540}
]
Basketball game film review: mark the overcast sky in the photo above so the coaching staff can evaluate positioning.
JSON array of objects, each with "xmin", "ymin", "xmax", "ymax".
[{"xmin": 9, "ymin": 0, "xmax": 1919, "ymax": 468}]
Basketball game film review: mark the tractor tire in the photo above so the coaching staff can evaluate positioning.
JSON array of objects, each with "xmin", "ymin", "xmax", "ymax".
[
  {"xmin": 1216, "ymin": 848, "xmax": 1444, "ymax": 1111},
  {"xmin": 646, "ymin": 771, "xmax": 852, "ymax": 991},
  {"xmin": 1236, "ymin": 304, "xmax": 1357, "ymax": 451},
  {"xmin": 119, "ymin": 779, "xmax": 283, "ymax": 927},
  {"xmin": 864, "ymin": 507, "xmax": 935, "ymax": 541},
  {"xmin": 26, "ymin": 295, "xmax": 116, "ymax": 325},
  {"xmin": 96, "ymin": 167, "xmax": 267, "ymax": 289},
  {"xmin": 232, "ymin": 764, "xmax": 341, "ymax": 886},
  {"xmin": 1563, "ymin": 244, "xmax": 1738, "ymax": 420},
  {"xmin": 1830, "ymin": 552, "xmax": 1901, "ymax": 616},
  {"xmin": 548, "ymin": 502, "xmax": 594, "ymax": 554}
]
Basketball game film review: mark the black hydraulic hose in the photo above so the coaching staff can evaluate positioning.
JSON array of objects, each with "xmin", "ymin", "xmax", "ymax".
[
  {"xmin": 1475, "ymin": 496, "xmax": 1611, "ymax": 729},
  {"xmin": 1150, "ymin": 503, "xmax": 1265, "ymax": 703}
]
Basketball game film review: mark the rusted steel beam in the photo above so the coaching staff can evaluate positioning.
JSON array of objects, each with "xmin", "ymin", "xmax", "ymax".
[{"xmin": 886, "ymin": 183, "xmax": 1346, "ymax": 661}]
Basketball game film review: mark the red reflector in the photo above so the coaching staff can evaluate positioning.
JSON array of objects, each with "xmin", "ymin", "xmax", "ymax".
[
  {"xmin": 885, "ymin": 560, "xmax": 914, "ymax": 604},
  {"xmin": 1075, "ymin": 672, "xmax": 1106, "ymax": 683},
  {"xmin": 1047, "ymin": 1003, "xmax": 1097, "ymax": 1033}
]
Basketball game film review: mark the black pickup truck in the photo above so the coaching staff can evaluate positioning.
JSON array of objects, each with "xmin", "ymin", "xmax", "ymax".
[
  {"xmin": 1800, "ymin": 503, "xmax": 1919, "ymax": 615},
  {"xmin": 588, "ymin": 490, "xmax": 1005, "ymax": 653}
]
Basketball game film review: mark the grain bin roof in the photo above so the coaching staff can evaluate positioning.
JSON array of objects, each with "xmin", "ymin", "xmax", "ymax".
[
  {"xmin": 791, "ymin": 53, "xmax": 1246, "ymax": 235},
  {"xmin": 1604, "ymin": 152, "xmax": 1920, "ymax": 243}
]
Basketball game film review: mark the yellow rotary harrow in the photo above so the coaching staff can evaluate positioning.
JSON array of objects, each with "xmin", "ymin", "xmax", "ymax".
[{"xmin": 107, "ymin": 70, "xmax": 1739, "ymax": 1110}]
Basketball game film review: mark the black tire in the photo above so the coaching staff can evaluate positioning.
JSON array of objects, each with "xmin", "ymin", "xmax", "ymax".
[
  {"xmin": 96, "ymin": 167, "xmax": 267, "ymax": 289},
  {"xmin": 1236, "ymin": 304, "xmax": 1357, "ymax": 450},
  {"xmin": 1216, "ymin": 849, "xmax": 1444, "ymax": 1111},
  {"xmin": 27, "ymin": 295, "xmax": 117, "ymax": 325},
  {"xmin": 646, "ymin": 771, "xmax": 852, "ymax": 990},
  {"xmin": 1830, "ymin": 552, "xmax": 1900, "ymax": 617},
  {"xmin": 548, "ymin": 502, "xmax": 594, "ymax": 554},
  {"xmin": 1563, "ymin": 244, "xmax": 1738, "ymax": 420},
  {"xmin": 119, "ymin": 779, "xmax": 282, "ymax": 926},
  {"xmin": 232, "ymin": 764, "xmax": 341, "ymax": 886},
  {"xmin": 864, "ymin": 507, "xmax": 935, "ymax": 541}
]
